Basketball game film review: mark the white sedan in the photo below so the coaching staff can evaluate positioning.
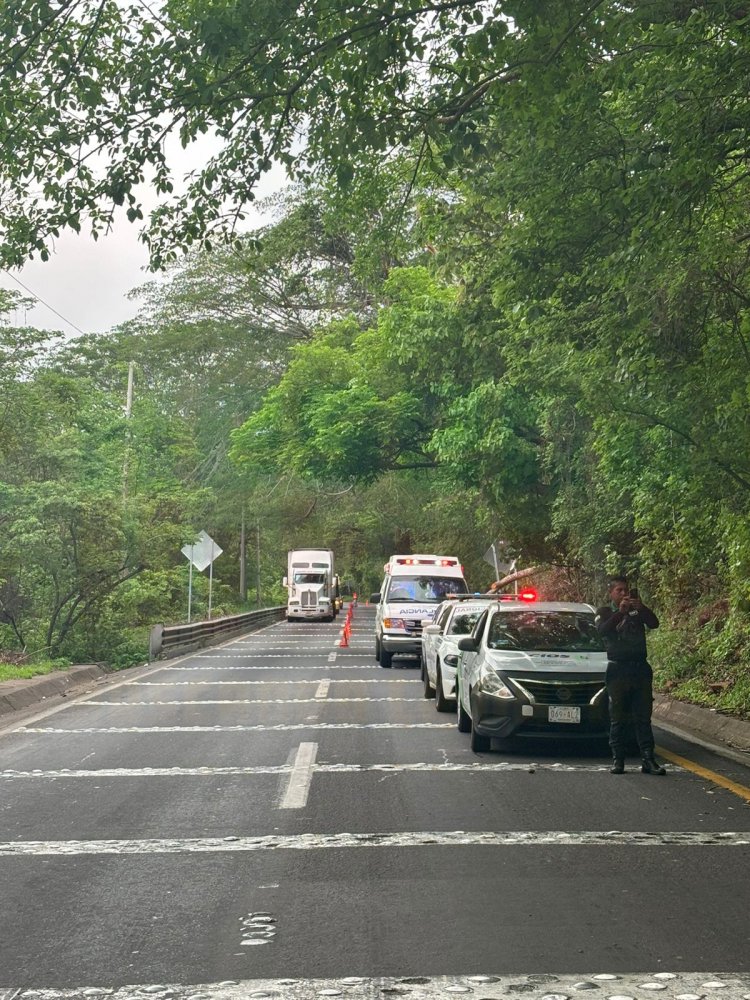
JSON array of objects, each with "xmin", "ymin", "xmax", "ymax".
[
  {"xmin": 421, "ymin": 598, "xmax": 495, "ymax": 711},
  {"xmin": 456, "ymin": 600, "xmax": 608, "ymax": 752}
]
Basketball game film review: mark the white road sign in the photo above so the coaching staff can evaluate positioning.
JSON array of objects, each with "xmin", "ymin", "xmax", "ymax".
[{"xmin": 181, "ymin": 531, "xmax": 223, "ymax": 572}]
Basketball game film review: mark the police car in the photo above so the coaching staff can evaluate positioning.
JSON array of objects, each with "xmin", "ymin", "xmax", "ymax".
[
  {"xmin": 455, "ymin": 596, "xmax": 609, "ymax": 751},
  {"xmin": 421, "ymin": 595, "xmax": 496, "ymax": 711}
]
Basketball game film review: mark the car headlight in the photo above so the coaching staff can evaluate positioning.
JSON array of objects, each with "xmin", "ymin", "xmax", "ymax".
[
  {"xmin": 383, "ymin": 618, "xmax": 406, "ymax": 629},
  {"xmin": 443, "ymin": 654, "xmax": 459, "ymax": 667},
  {"xmin": 478, "ymin": 665, "xmax": 515, "ymax": 699}
]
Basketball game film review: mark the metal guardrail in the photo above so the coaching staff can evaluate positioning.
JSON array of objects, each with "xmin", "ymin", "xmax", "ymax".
[{"xmin": 148, "ymin": 606, "xmax": 287, "ymax": 661}]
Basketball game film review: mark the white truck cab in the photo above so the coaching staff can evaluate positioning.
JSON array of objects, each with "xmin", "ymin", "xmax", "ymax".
[
  {"xmin": 371, "ymin": 554, "xmax": 468, "ymax": 668},
  {"xmin": 284, "ymin": 548, "xmax": 335, "ymax": 622}
]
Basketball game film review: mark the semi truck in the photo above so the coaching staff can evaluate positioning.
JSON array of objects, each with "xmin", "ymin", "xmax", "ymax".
[{"xmin": 284, "ymin": 548, "xmax": 336, "ymax": 621}]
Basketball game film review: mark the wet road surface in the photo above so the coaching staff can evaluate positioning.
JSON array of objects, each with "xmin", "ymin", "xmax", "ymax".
[{"xmin": 1, "ymin": 606, "xmax": 750, "ymax": 998}]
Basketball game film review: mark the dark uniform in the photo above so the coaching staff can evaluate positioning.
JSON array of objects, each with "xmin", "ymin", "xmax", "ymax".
[{"xmin": 596, "ymin": 600, "xmax": 665, "ymax": 773}]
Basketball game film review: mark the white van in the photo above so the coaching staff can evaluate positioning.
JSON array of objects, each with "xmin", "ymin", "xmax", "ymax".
[{"xmin": 371, "ymin": 554, "xmax": 468, "ymax": 668}]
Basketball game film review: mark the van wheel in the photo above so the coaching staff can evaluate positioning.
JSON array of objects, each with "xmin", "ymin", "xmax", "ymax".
[
  {"xmin": 379, "ymin": 647, "xmax": 393, "ymax": 668},
  {"xmin": 423, "ymin": 664, "xmax": 435, "ymax": 698},
  {"xmin": 375, "ymin": 637, "xmax": 381, "ymax": 662}
]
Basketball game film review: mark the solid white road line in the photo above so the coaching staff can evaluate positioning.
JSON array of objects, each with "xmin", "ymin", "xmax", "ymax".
[
  {"xmin": 193, "ymin": 654, "xmax": 374, "ymax": 659},
  {"xmin": 3, "ymin": 974, "xmax": 749, "ymax": 1000},
  {"xmin": 0, "ymin": 761, "xmax": 676, "ymax": 778},
  {"xmin": 1, "ymin": 830, "xmax": 748, "ymax": 855},
  {"xmin": 278, "ymin": 742, "xmax": 318, "ymax": 809},
  {"xmin": 127, "ymin": 679, "xmax": 417, "ymax": 685},
  {"xmin": 22, "ymin": 722, "xmax": 454, "ymax": 733},
  {"xmin": 163, "ymin": 664, "xmax": 409, "ymax": 670},
  {"xmin": 78, "ymin": 697, "xmax": 420, "ymax": 705}
]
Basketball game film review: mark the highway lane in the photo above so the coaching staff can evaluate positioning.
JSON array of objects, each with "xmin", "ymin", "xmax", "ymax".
[{"xmin": 1, "ymin": 606, "xmax": 750, "ymax": 998}]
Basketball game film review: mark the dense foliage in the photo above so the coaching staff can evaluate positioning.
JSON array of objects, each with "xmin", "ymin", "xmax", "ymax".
[{"xmin": 1, "ymin": 3, "xmax": 750, "ymax": 713}]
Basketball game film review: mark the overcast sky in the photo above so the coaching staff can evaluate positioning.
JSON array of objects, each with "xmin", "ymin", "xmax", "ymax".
[
  {"xmin": 0, "ymin": 142, "xmax": 289, "ymax": 340},
  {"xmin": 0, "ymin": 224, "xmax": 152, "ymax": 339}
]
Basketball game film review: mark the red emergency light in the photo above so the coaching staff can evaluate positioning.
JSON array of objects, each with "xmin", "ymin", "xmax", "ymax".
[
  {"xmin": 395, "ymin": 557, "xmax": 458, "ymax": 567},
  {"xmin": 518, "ymin": 588, "xmax": 538, "ymax": 602}
]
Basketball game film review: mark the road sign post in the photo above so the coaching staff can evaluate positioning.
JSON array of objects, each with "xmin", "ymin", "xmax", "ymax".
[{"xmin": 181, "ymin": 531, "xmax": 224, "ymax": 622}]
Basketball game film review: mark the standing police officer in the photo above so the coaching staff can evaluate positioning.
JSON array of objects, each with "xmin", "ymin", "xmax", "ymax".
[{"xmin": 596, "ymin": 576, "xmax": 666, "ymax": 776}]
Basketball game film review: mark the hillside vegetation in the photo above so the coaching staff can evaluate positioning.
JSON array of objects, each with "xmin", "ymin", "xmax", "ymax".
[{"xmin": 1, "ymin": 3, "xmax": 750, "ymax": 718}]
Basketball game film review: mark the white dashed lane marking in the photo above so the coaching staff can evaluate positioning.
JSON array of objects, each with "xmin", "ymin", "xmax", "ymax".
[
  {"xmin": 1, "ymin": 830, "xmax": 748, "ymax": 855},
  {"xmin": 314, "ymin": 680, "xmax": 330, "ymax": 699},
  {"xmin": 278, "ymin": 742, "xmax": 318, "ymax": 809}
]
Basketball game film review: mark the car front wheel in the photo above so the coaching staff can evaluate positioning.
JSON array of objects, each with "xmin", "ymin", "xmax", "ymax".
[
  {"xmin": 434, "ymin": 665, "xmax": 455, "ymax": 713},
  {"xmin": 456, "ymin": 681, "xmax": 471, "ymax": 733},
  {"xmin": 470, "ymin": 716, "xmax": 491, "ymax": 752}
]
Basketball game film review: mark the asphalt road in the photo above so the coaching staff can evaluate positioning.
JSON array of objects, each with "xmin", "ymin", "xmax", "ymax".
[{"xmin": 1, "ymin": 605, "xmax": 750, "ymax": 1000}]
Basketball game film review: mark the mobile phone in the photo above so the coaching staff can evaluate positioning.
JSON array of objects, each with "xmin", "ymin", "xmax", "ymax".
[{"xmin": 629, "ymin": 588, "xmax": 639, "ymax": 600}]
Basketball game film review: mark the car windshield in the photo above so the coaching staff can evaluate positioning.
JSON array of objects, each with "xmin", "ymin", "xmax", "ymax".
[
  {"xmin": 387, "ymin": 576, "xmax": 469, "ymax": 602},
  {"xmin": 294, "ymin": 572, "xmax": 325, "ymax": 584},
  {"xmin": 448, "ymin": 610, "xmax": 484, "ymax": 635},
  {"xmin": 487, "ymin": 610, "xmax": 606, "ymax": 652}
]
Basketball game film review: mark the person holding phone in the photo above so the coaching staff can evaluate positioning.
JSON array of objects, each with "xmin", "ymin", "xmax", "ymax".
[{"xmin": 596, "ymin": 576, "xmax": 666, "ymax": 776}]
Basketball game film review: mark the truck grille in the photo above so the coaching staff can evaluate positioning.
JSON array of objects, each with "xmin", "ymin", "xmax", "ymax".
[
  {"xmin": 301, "ymin": 592, "xmax": 317, "ymax": 608},
  {"xmin": 509, "ymin": 677, "xmax": 605, "ymax": 706}
]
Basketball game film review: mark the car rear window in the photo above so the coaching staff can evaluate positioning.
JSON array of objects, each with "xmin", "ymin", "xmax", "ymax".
[
  {"xmin": 487, "ymin": 610, "xmax": 607, "ymax": 652},
  {"xmin": 448, "ymin": 611, "xmax": 484, "ymax": 635}
]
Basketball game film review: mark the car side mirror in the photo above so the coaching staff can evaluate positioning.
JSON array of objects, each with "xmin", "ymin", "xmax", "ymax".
[
  {"xmin": 282, "ymin": 576, "xmax": 288, "ymax": 587},
  {"xmin": 422, "ymin": 624, "xmax": 441, "ymax": 635},
  {"xmin": 370, "ymin": 593, "xmax": 381, "ymax": 604},
  {"xmin": 457, "ymin": 637, "xmax": 478, "ymax": 652}
]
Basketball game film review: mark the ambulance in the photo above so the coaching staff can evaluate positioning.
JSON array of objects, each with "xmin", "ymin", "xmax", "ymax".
[{"xmin": 371, "ymin": 554, "xmax": 468, "ymax": 668}]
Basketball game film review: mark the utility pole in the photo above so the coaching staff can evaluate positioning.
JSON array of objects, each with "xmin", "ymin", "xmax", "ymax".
[
  {"xmin": 122, "ymin": 361, "xmax": 135, "ymax": 498},
  {"xmin": 256, "ymin": 522, "xmax": 261, "ymax": 607},
  {"xmin": 239, "ymin": 510, "xmax": 247, "ymax": 603}
]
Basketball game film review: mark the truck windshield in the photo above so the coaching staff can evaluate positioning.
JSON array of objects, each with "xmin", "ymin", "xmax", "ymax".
[
  {"xmin": 387, "ymin": 576, "xmax": 468, "ymax": 602},
  {"xmin": 294, "ymin": 573, "xmax": 326, "ymax": 584},
  {"xmin": 487, "ymin": 611, "xmax": 606, "ymax": 653}
]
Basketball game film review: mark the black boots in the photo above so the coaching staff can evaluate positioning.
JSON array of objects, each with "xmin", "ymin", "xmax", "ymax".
[
  {"xmin": 611, "ymin": 756, "xmax": 666, "ymax": 775},
  {"xmin": 641, "ymin": 755, "xmax": 666, "ymax": 775}
]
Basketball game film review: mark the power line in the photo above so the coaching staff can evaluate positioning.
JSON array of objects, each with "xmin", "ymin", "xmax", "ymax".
[{"xmin": 1, "ymin": 269, "xmax": 87, "ymax": 336}]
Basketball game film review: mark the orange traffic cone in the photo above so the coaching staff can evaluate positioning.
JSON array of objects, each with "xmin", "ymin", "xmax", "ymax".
[{"xmin": 339, "ymin": 622, "xmax": 349, "ymax": 647}]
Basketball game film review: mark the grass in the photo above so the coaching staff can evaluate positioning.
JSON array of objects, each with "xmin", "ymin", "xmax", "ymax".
[
  {"xmin": 651, "ymin": 617, "xmax": 750, "ymax": 720},
  {"xmin": 0, "ymin": 658, "xmax": 73, "ymax": 683}
]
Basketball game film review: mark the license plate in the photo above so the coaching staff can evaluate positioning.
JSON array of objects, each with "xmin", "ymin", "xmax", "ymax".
[{"xmin": 548, "ymin": 706, "xmax": 581, "ymax": 723}]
